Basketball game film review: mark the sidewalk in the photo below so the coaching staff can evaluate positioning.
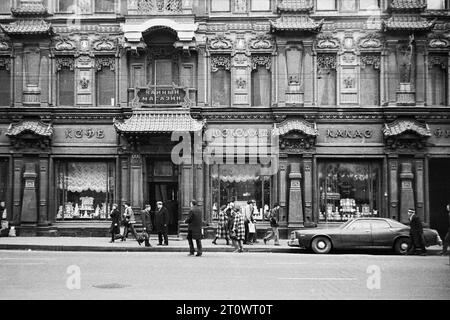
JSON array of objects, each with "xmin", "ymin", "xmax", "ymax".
[{"xmin": 0, "ymin": 236, "xmax": 443, "ymax": 254}]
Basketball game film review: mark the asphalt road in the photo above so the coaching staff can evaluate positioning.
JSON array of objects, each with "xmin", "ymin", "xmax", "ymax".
[{"xmin": 0, "ymin": 250, "xmax": 449, "ymax": 300}]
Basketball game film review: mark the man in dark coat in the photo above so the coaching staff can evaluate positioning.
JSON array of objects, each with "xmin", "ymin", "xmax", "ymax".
[
  {"xmin": 109, "ymin": 204, "xmax": 122, "ymax": 243},
  {"xmin": 138, "ymin": 204, "xmax": 153, "ymax": 247},
  {"xmin": 185, "ymin": 199, "xmax": 203, "ymax": 256},
  {"xmin": 440, "ymin": 204, "xmax": 450, "ymax": 255},
  {"xmin": 407, "ymin": 208, "xmax": 426, "ymax": 255},
  {"xmin": 155, "ymin": 201, "xmax": 169, "ymax": 246}
]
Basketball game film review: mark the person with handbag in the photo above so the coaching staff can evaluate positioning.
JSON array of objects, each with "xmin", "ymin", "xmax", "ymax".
[
  {"xmin": 232, "ymin": 206, "xmax": 245, "ymax": 253},
  {"xmin": 109, "ymin": 204, "xmax": 122, "ymax": 243},
  {"xmin": 212, "ymin": 205, "xmax": 229, "ymax": 245},
  {"xmin": 121, "ymin": 203, "xmax": 140, "ymax": 244},
  {"xmin": 263, "ymin": 203, "xmax": 280, "ymax": 246}
]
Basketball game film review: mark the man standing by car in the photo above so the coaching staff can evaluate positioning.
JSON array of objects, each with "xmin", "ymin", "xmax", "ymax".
[
  {"xmin": 155, "ymin": 201, "xmax": 169, "ymax": 246},
  {"xmin": 407, "ymin": 208, "xmax": 426, "ymax": 255},
  {"xmin": 439, "ymin": 204, "xmax": 450, "ymax": 255},
  {"xmin": 185, "ymin": 200, "xmax": 203, "ymax": 256}
]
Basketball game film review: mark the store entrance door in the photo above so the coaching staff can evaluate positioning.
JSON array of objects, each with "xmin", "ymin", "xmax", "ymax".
[{"xmin": 429, "ymin": 159, "xmax": 450, "ymax": 239}]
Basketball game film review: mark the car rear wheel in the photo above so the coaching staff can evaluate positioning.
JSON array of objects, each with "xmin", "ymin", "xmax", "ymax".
[
  {"xmin": 394, "ymin": 237, "xmax": 410, "ymax": 255},
  {"xmin": 311, "ymin": 236, "xmax": 332, "ymax": 254}
]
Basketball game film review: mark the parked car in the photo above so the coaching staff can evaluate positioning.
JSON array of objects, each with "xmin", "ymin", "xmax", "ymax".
[{"xmin": 287, "ymin": 217, "xmax": 442, "ymax": 254}]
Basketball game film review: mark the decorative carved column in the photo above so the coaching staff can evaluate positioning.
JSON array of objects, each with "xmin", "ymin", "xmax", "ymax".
[
  {"xmin": 197, "ymin": 46, "xmax": 207, "ymax": 107},
  {"xmin": 12, "ymin": 157, "xmax": 23, "ymax": 225},
  {"xmin": 278, "ymin": 156, "xmax": 288, "ymax": 224},
  {"xmin": 38, "ymin": 155, "xmax": 49, "ymax": 226},
  {"xmin": 13, "ymin": 43, "xmax": 23, "ymax": 107},
  {"xmin": 119, "ymin": 48, "xmax": 128, "ymax": 107},
  {"xmin": 415, "ymin": 40, "xmax": 426, "ymax": 106},
  {"xmin": 130, "ymin": 153, "xmax": 143, "ymax": 209},
  {"xmin": 414, "ymin": 157, "xmax": 425, "ymax": 222},
  {"xmin": 181, "ymin": 163, "xmax": 193, "ymax": 220},
  {"xmin": 21, "ymin": 162, "xmax": 38, "ymax": 224},
  {"xmin": 195, "ymin": 164, "xmax": 204, "ymax": 219},
  {"xmin": 231, "ymin": 36, "xmax": 250, "ymax": 107},
  {"xmin": 303, "ymin": 155, "xmax": 313, "ymax": 221},
  {"xmin": 386, "ymin": 40, "xmax": 398, "ymax": 106},
  {"xmin": 39, "ymin": 42, "xmax": 50, "ymax": 107},
  {"xmin": 277, "ymin": 42, "xmax": 287, "ymax": 107},
  {"xmin": 121, "ymin": 157, "xmax": 129, "ymax": 206},
  {"xmin": 399, "ymin": 162, "xmax": 415, "ymax": 224},
  {"xmin": 288, "ymin": 163, "xmax": 304, "ymax": 227},
  {"xmin": 303, "ymin": 41, "xmax": 314, "ymax": 106},
  {"xmin": 388, "ymin": 155, "xmax": 399, "ymax": 220}
]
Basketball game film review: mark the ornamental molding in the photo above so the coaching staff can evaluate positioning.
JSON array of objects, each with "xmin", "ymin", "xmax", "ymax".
[
  {"xmin": 360, "ymin": 54, "xmax": 381, "ymax": 70},
  {"xmin": 93, "ymin": 37, "xmax": 117, "ymax": 51},
  {"xmin": 95, "ymin": 56, "xmax": 115, "ymax": 71},
  {"xmin": 208, "ymin": 33, "xmax": 233, "ymax": 50},
  {"xmin": 427, "ymin": 34, "xmax": 450, "ymax": 49},
  {"xmin": 428, "ymin": 55, "xmax": 447, "ymax": 69},
  {"xmin": 55, "ymin": 56, "xmax": 75, "ymax": 71},
  {"xmin": 0, "ymin": 57, "xmax": 10, "ymax": 71},
  {"xmin": 54, "ymin": 38, "xmax": 76, "ymax": 51},
  {"xmin": 316, "ymin": 33, "xmax": 340, "ymax": 50},
  {"xmin": 317, "ymin": 53, "xmax": 337, "ymax": 70},
  {"xmin": 249, "ymin": 33, "xmax": 273, "ymax": 50},
  {"xmin": 251, "ymin": 55, "xmax": 272, "ymax": 70},
  {"xmin": 357, "ymin": 33, "xmax": 383, "ymax": 50},
  {"xmin": 210, "ymin": 55, "xmax": 231, "ymax": 72},
  {"xmin": 0, "ymin": 38, "xmax": 11, "ymax": 51}
]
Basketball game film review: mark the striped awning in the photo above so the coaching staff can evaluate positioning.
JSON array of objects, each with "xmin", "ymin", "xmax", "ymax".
[{"xmin": 114, "ymin": 109, "xmax": 205, "ymax": 134}]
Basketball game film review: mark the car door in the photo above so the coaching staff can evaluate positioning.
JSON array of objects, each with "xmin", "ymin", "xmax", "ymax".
[
  {"xmin": 337, "ymin": 220, "xmax": 372, "ymax": 248},
  {"xmin": 370, "ymin": 220, "xmax": 396, "ymax": 248}
]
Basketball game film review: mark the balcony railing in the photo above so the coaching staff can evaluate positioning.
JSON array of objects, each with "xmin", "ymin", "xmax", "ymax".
[{"xmin": 128, "ymin": 0, "xmax": 183, "ymax": 15}]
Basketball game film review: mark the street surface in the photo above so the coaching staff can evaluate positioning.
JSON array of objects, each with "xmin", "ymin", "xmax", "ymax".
[{"xmin": 0, "ymin": 250, "xmax": 449, "ymax": 300}]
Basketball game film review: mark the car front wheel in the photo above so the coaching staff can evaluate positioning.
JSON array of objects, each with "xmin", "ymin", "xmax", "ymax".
[
  {"xmin": 311, "ymin": 236, "xmax": 332, "ymax": 254},
  {"xmin": 394, "ymin": 237, "xmax": 410, "ymax": 255}
]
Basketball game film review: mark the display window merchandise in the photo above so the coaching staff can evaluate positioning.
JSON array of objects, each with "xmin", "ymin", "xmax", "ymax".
[
  {"xmin": 318, "ymin": 161, "xmax": 381, "ymax": 222},
  {"xmin": 56, "ymin": 161, "xmax": 115, "ymax": 220}
]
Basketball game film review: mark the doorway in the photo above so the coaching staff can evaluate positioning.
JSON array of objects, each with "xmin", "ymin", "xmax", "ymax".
[
  {"xmin": 429, "ymin": 158, "xmax": 450, "ymax": 239},
  {"xmin": 146, "ymin": 159, "xmax": 179, "ymax": 234}
]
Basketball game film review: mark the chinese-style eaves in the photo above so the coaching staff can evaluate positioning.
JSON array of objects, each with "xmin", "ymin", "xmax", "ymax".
[
  {"xmin": 6, "ymin": 120, "xmax": 53, "ymax": 138},
  {"xmin": 383, "ymin": 119, "xmax": 432, "ymax": 137},
  {"xmin": 383, "ymin": 0, "xmax": 435, "ymax": 32},
  {"xmin": 273, "ymin": 119, "xmax": 319, "ymax": 137},
  {"xmin": 10, "ymin": 0, "xmax": 48, "ymax": 16},
  {"xmin": 277, "ymin": 0, "xmax": 314, "ymax": 13},
  {"xmin": 114, "ymin": 110, "xmax": 205, "ymax": 134},
  {"xmin": 271, "ymin": 15, "xmax": 323, "ymax": 33},
  {"xmin": 389, "ymin": 0, "xmax": 427, "ymax": 12}
]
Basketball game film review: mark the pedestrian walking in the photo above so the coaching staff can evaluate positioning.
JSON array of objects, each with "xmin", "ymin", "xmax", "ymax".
[
  {"xmin": 155, "ymin": 200, "xmax": 169, "ymax": 246},
  {"xmin": 138, "ymin": 203, "xmax": 153, "ymax": 247},
  {"xmin": 264, "ymin": 203, "xmax": 280, "ymax": 246},
  {"xmin": 109, "ymin": 204, "xmax": 122, "ymax": 243},
  {"xmin": 226, "ymin": 199, "xmax": 236, "ymax": 246},
  {"xmin": 232, "ymin": 206, "xmax": 245, "ymax": 253},
  {"xmin": 439, "ymin": 204, "xmax": 450, "ymax": 255},
  {"xmin": 249, "ymin": 199, "xmax": 258, "ymax": 244},
  {"xmin": 212, "ymin": 205, "xmax": 229, "ymax": 245},
  {"xmin": 121, "ymin": 203, "xmax": 139, "ymax": 244},
  {"xmin": 407, "ymin": 208, "xmax": 426, "ymax": 255},
  {"xmin": 185, "ymin": 200, "xmax": 203, "ymax": 256}
]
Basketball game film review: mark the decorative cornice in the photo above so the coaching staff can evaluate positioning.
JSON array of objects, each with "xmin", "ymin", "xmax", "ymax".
[
  {"xmin": 0, "ymin": 57, "xmax": 10, "ymax": 71},
  {"xmin": 277, "ymin": 0, "xmax": 314, "ymax": 13},
  {"xmin": 383, "ymin": 15, "xmax": 435, "ymax": 32},
  {"xmin": 6, "ymin": 120, "xmax": 53, "ymax": 138},
  {"xmin": 210, "ymin": 55, "xmax": 231, "ymax": 72},
  {"xmin": 251, "ymin": 55, "xmax": 271, "ymax": 70},
  {"xmin": 273, "ymin": 119, "xmax": 318, "ymax": 137},
  {"xmin": 357, "ymin": 33, "xmax": 383, "ymax": 49},
  {"xmin": 271, "ymin": 15, "xmax": 323, "ymax": 33},
  {"xmin": 317, "ymin": 53, "xmax": 337, "ymax": 70},
  {"xmin": 383, "ymin": 119, "xmax": 431, "ymax": 137},
  {"xmin": 361, "ymin": 54, "xmax": 381, "ymax": 70},
  {"xmin": 316, "ymin": 32, "xmax": 340, "ymax": 49},
  {"xmin": 1, "ymin": 19, "xmax": 53, "ymax": 37},
  {"xmin": 389, "ymin": 0, "xmax": 427, "ymax": 13},
  {"xmin": 208, "ymin": 33, "xmax": 233, "ymax": 50},
  {"xmin": 249, "ymin": 33, "xmax": 273, "ymax": 50},
  {"xmin": 11, "ymin": 0, "xmax": 48, "ymax": 17},
  {"xmin": 95, "ymin": 56, "xmax": 115, "ymax": 71},
  {"xmin": 55, "ymin": 56, "xmax": 75, "ymax": 71}
]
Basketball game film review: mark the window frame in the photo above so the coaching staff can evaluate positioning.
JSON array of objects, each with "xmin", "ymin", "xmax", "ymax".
[
  {"xmin": 316, "ymin": 0, "xmax": 337, "ymax": 11},
  {"xmin": 250, "ymin": 0, "xmax": 271, "ymax": 11},
  {"xmin": 94, "ymin": 0, "xmax": 116, "ymax": 13},
  {"xmin": 57, "ymin": 64, "xmax": 75, "ymax": 107},
  {"xmin": 210, "ymin": 0, "xmax": 231, "ymax": 12}
]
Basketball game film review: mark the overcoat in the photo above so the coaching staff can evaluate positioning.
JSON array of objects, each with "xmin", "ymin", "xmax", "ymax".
[
  {"xmin": 215, "ymin": 210, "xmax": 229, "ymax": 238},
  {"xmin": 109, "ymin": 208, "xmax": 121, "ymax": 234},
  {"xmin": 155, "ymin": 206, "xmax": 170, "ymax": 232},
  {"xmin": 185, "ymin": 207, "xmax": 203, "ymax": 240},
  {"xmin": 141, "ymin": 209, "xmax": 153, "ymax": 233},
  {"xmin": 233, "ymin": 211, "xmax": 246, "ymax": 241}
]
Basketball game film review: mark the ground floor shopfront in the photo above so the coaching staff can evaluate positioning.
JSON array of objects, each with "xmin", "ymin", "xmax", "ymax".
[{"xmin": 1, "ymin": 115, "xmax": 450, "ymax": 239}]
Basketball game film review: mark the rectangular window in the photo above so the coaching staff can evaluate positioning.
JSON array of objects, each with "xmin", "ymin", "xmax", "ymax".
[
  {"xmin": 359, "ymin": 0, "xmax": 379, "ymax": 10},
  {"xmin": 211, "ymin": 68, "xmax": 231, "ymax": 107},
  {"xmin": 97, "ymin": 67, "xmax": 116, "ymax": 106},
  {"xmin": 58, "ymin": 0, "xmax": 75, "ymax": 12},
  {"xmin": 429, "ymin": 60, "xmax": 448, "ymax": 106},
  {"xmin": 211, "ymin": 164, "xmax": 271, "ymax": 220},
  {"xmin": 427, "ymin": 0, "xmax": 446, "ymax": 9},
  {"xmin": 317, "ymin": 54, "xmax": 337, "ymax": 106},
  {"xmin": 0, "ymin": 0, "xmax": 11, "ymax": 13},
  {"xmin": 58, "ymin": 68, "xmax": 75, "ymax": 106},
  {"xmin": 340, "ymin": 0, "xmax": 357, "ymax": 12},
  {"xmin": 211, "ymin": 0, "xmax": 231, "ymax": 11},
  {"xmin": 251, "ymin": 65, "xmax": 271, "ymax": 106},
  {"xmin": 155, "ymin": 59, "xmax": 173, "ymax": 85},
  {"xmin": 95, "ymin": 0, "xmax": 115, "ymax": 12},
  {"xmin": 251, "ymin": 0, "xmax": 270, "ymax": 11},
  {"xmin": 318, "ymin": 161, "xmax": 381, "ymax": 222},
  {"xmin": 56, "ymin": 161, "xmax": 115, "ymax": 221},
  {"xmin": 0, "ymin": 68, "xmax": 10, "ymax": 106},
  {"xmin": 316, "ymin": 0, "xmax": 337, "ymax": 10},
  {"xmin": 360, "ymin": 55, "xmax": 380, "ymax": 106}
]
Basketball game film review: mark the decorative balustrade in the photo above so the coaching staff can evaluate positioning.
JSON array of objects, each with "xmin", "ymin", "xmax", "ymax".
[{"xmin": 128, "ymin": 0, "xmax": 185, "ymax": 15}]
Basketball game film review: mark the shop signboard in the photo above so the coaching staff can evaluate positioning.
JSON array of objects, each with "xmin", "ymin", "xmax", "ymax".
[{"xmin": 316, "ymin": 124, "xmax": 384, "ymax": 145}]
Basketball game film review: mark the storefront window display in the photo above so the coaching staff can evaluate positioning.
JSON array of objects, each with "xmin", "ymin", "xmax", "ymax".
[
  {"xmin": 318, "ymin": 161, "xmax": 381, "ymax": 222},
  {"xmin": 211, "ymin": 164, "xmax": 271, "ymax": 220},
  {"xmin": 56, "ymin": 161, "xmax": 115, "ymax": 220}
]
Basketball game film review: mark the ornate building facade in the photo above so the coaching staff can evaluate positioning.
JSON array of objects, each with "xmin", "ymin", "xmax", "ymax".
[{"xmin": 0, "ymin": 0, "xmax": 449, "ymax": 238}]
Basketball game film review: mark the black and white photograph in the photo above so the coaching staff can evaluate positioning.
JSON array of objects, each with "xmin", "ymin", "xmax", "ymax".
[{"xmin": 0, "ymin": 0, "xmax": 449, "ymax": 313}]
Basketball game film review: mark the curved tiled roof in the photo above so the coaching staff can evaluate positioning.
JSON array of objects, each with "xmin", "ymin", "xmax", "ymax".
[
  {"xmin": 277, "ymin": 0, "xmax": 314, "ymax": 13},
  {"xmin": 114, "ymin": 109, "xmax": 205, "ymax": 133},
  {"xmin": 6, "ymin": 120, "xmax": 53, "ymax": 137},
  {"xmin": 383, "ymin": 119, "xmax": 431, "ymax": 137},
  {"xmin": 383, "ymin": 15, "xmax": 435, "ymax": 31},
  {"xmin": 389, "ymin": 0, "xmax": 427, "ymax": 12},
  {"xmin": 1, "ymin": 19, "xmax": 52, "ymax": 36},
  {"xmin": 11, "ymin": 2, "xmax": 48, "ymax": 17},
  {"xmin": 271, "ymin": 15, "xmax": 323, "ymax": 32}
]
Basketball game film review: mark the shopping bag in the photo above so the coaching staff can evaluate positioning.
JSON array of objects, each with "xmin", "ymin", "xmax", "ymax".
[
  {"xmin": 248, "ymin": 222, "xmax": 256, "ymax": 233},
  {"xmin": 1, "ymin": 220, "xmax": 8, "ymax": 230}
]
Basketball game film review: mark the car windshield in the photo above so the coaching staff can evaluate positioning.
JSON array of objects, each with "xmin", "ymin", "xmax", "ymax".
[
  {"xmin": 338, "ymin": 219, "xmax": 354, "ymax": 229},
  {"xmin": 386, "ymin": 219, "xmax": 407, "ymax": 228}
]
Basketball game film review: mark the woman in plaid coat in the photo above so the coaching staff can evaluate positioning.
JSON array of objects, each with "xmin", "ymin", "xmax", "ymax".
[
  {"xmin": 212, "ymin": 205, "xmax": 229, "ymax": 245},
  {"xmin": 232, "ymin": 206, "xmax": 245, "ymax": 253}
]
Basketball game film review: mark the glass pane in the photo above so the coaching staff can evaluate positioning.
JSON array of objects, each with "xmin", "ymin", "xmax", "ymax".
[
  {"xmin": 318, "ymin": 69, "xmax": 336, "ymax": 106},
  {"xmin": 371, "ymin": 220, "xmax": 390, "ymax": 229},
  {"xmin": 0, "ymin": 0, "xmax": 10, "ymax": 13},
  {"xmin": 316, "ymin": 0, "xmax": 336, "ymax": 10},
  {"xmin": 211, "ymin": 0, "xmax": 230, "ymax": 11},
  {"xmin": 340, "ymin": 0, "xmax": 356, "ymax": 11},
  {"xmin": 56, "ymin": 161, "xmax": 115, "ymax": 221},
  {"xmin": 430, "ymin": 64, "xmax": 447, "ymax": 106},
  {"xmin": 0, "ymin": 69, "xmax": 10, "ymax": 106},
  {"xmin": 360, "ymin": 61, "xmax": 380, "ymax": 106},
  {"xmin": 95, "ymin": 0, "xmax": 115, "ymax": 12},
  {"xmin": 212, "ymin": 68, "xmax": 231, "ymax": 106},
  {"xmin": 59, "ymin": 0, "xmax": 75, "ymax": 12},
  {"xmin": 251, "ymin": 66, "xmax": 271, "ymax": 106},
  {"xmin": 427, "ymin": 0, "xmax": 446, "ymax": 9},
  {"xmin": 359, "ymin": 0, "xmax": 379, "ymax": 9},
  {"xmin": 59, "ymin": 69, "xmax": 74, "ymax": 106},
  {"xmin": 348, "ymin": 221, "xmax": 371, "ymax": 230},
  {"xmin": 153, "ymin": 161, "xmax": 174, "ymax": 176},
  {"xmin": 251, "ymin": 0, "xmax": 270, "ymax": 11},
  {"xmin": 97, "ymin": 68, "xmax": 115, "ymax": 106},
  {"xmin": 155, "ymin": 60, "xmax": 173, "ymax": 85}
]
